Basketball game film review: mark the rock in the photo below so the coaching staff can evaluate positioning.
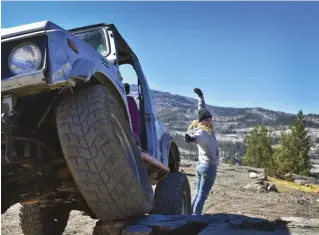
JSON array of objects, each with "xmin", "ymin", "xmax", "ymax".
[
  {"xmin": 244, "ymin": 166, "xmax": 265, "ymax": 174},
  {"xmin": 283, "ymin": 172, "xmax": 294, "ymax": 181},
  {"xmin": 136, "ymin": 215, "xmax": 189, "ymax": 231},
  {"xmin": 198, "ymin": 220, "xmax": 288, "ymax": 235},
  {"xmin": 229, "ymin": 217, "xmax": 279, "ymax": 231},
  {"xmin": 257, "ymin": 185, "xmax": 268, "ymax": 193},
  {"xmin": 296, "ymin": 198, "xmax": 310, "ymax": 205},
  {"xmin": 122, "ymin": 225, "xmax": 152, "ymax": 235},
  {"xmin": 292, "ymin": 174, "xmax": 319, "ymax": 186},
  {"xmin": 198, "ymin": 223, "xmax": 232, "ymax": 235},
  {"xmin": 93, "ymin": 220, "xmax": 126, "ymax": 235},
  {"xmin": 280, "ymin": 217, "xmax": 319, "ymax": 229},
  {"xmin": 262, "ymin": 182, "xmax": 269, "ymax": 188},
  {"xmin": 255, "ymin": 180, "xmax": 265, "ymax": 185},
  {"xmin": 250, "ymin": 172, "xmax": 259, "ymax": 179},
  {"xmin": 122, "ymin": 215, "xmax": 319, "ymax": 235},
  {"xmin": 243, "ymin": 183, "xmax": 259, "ymax": 191},
  {"xmin": 257, "ymin": 173, "xmax": 267, "ymax": 181},
  {"xmin": 284, "ymin": 172, "xmax": 292, "ymax": 177},
  {"xmin": 134, "ymin": 215, "xmax": 207, "ymax": 235},
  {"xmin": 184, "ymin": 214, "xmax": 237, "ymax": 224},
  {"xmin": 294, "ymin": 179, "xmax": 306, "ymax": 185},
  {"xmin": 243, "ymin": 183, "xmax": 267, "ymax": 193},
  {"xmin": 267, "ymin": 183, "xmax": 278, "ymax": 192}
]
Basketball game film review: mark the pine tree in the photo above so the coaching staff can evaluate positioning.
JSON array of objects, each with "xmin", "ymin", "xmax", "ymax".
[
  {"xmin": 272, "ymin": 131, "xmax": 294, "ymax": 176},
  {"xmin": 273, "ymin": 110, "xmax": 312, "ymax": 176},
  {"xmin": 244, "ymin": 125, "xmax": 274, "ymax": 169},
  {"xmin": 290, "ymin": 110, "xmax": 311, "ymax": 175}
]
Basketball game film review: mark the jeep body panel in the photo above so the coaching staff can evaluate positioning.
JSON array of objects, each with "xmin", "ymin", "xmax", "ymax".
[
  {"xmin": 1, "ymin": 21, "xmax": 64, "ymax": 40},
  {"xmin": 1, "ymin": 21, "xmax": 126, "ymax": 104}
]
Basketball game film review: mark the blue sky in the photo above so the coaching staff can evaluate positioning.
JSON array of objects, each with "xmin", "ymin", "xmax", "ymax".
[{"xmin": 2, "ymin": 2, "xmax": 319, "ymax": 114}]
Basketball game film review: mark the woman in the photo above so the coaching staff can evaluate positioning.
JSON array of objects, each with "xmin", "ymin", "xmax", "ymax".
[{"xmin": 184, "ymin": 88, "xmax": 220, "ymax": 215}]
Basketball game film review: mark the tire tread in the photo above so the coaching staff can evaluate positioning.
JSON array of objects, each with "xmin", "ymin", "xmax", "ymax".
[{"xmin": 56, "ymin": 85, "xmax": 153, "ymax": 221}]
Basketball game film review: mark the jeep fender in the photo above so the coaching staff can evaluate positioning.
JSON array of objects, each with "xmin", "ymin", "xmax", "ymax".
[
  {"xmin": 69, "ymin": 59, "xmax": 97, "ymax": 82},
  {"xmin": 160, "ymin": 133, "xmax": 180, "ymax": 171},
  {"xmin": 68, "ymin": 59, "xmax": 130, "ymax": 123}
]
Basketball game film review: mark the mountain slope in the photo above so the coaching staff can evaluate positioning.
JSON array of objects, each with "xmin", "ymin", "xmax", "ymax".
[{"xmin": 129, "ymin": 84, "xmax": 319, "ymax": 176}]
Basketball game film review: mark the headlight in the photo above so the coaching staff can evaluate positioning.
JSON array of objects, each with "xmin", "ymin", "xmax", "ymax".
[{"xmin": 8, "ymin": 43, "xmax": 42, "ymax": 75}]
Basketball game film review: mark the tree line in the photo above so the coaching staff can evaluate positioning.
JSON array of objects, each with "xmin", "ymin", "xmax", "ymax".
[{"xmin": 244, "ymin": 110, "xmax": 312, "ymax": 177}]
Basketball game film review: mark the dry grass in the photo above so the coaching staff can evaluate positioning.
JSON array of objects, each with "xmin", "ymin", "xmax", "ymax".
[{"xmin": 268, "ymin": 176, "xmax": 319, "ymax": 194}]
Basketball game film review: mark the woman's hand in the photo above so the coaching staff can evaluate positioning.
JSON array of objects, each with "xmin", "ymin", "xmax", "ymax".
[{"xmin": 194, "ymin": 88, "xmax": 203, "ymax": 97}]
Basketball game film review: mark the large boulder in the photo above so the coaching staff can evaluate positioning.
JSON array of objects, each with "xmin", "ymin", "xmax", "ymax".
[{"xmin": 93, "ymin": 214, "xmax": 319, "ymax": 235}]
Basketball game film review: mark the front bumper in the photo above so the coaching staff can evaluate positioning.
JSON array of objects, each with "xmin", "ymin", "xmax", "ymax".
[{"xmin": 1, "ymin": 71, "xmax": 47, "ymax": 96}]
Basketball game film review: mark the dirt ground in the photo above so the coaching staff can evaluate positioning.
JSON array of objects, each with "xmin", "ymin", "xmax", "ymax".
[
  {"xmin": 2, "ymin": 161, "xmax": 319, "ymax": 235},
  {"xmin": 181, "ymin": 161, "xmax": 319, "ymax": 220}
]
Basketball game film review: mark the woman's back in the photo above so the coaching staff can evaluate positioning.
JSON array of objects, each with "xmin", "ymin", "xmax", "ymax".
[{"xmin": 187, "ymin": 123, "xmax": 219, "ymax": 165}]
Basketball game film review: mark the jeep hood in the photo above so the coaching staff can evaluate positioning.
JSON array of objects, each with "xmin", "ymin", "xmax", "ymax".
[{"xmin": 1, "ymin": 21, "xmax": 66, "ymax": 40}]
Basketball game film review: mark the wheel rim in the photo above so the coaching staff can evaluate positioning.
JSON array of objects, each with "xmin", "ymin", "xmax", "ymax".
[{"xmin": 181, "ymin": 191, "xmax": 189, "ymax": 215}]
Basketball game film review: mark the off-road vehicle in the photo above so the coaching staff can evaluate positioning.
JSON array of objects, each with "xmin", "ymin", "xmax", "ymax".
[{"xmin": 1, "ymin": 21, "xmax": 191, "ymax": 234}]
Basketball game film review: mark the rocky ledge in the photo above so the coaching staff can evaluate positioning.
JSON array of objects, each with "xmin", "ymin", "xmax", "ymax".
[{"xmin": 93, "ymin": 214, "xmax": 319, "ymax": 235}]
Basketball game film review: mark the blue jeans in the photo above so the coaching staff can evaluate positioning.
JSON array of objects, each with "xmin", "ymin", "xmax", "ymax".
[{"xmin": 191, "ymin": 163, "xmax": 217, "ymax": 215}]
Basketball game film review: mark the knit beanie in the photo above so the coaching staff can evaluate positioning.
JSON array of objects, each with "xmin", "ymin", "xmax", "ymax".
[{"xmin": 198, "ymin": 108, "xmax": 212, "ymax": 122}]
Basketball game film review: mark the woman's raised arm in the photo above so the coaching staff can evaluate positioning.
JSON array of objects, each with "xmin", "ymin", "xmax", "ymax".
[{"xmin": 194, "ymin": 88, "xmax": 207, "ymax": 111}]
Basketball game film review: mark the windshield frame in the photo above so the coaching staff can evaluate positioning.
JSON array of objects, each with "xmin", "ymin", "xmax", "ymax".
[{"xmin": 72, "ymin": 27, "xmax": 111, "ymax": 57}]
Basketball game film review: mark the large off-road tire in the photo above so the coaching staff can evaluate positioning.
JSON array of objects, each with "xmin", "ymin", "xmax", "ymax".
[
  {"xmin": 19, "ymin": 203, "xmax": 70, "ymax": 235},
  {"xmin": 151, "ymin": 172, "xmax": 192, "ymax": 215},
  {"xmin": 56, "ymin": 84, "xmax": 153, "ymax": 221}
]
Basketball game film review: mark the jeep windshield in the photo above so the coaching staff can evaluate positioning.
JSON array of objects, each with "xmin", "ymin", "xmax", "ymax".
[{"xmin": 73, "ymin": 28, "xmax": 109, "ymax": 56}]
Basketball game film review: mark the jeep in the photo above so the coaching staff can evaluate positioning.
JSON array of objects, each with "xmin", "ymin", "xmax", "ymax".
[{"xmin": 1, "ymin": 21, "xmax": 191, "ymax": 234}]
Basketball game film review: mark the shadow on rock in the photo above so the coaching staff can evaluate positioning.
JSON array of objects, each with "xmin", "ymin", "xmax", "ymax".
[{"xmin": 93, "ymin": 213, "xmax": 305, "ymax": 235}]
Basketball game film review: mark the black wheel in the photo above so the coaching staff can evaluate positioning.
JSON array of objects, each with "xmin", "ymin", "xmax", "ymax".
[
  {"xmin": 151, "ymin": 172, "xmax": 191, "ymax": 215},
  {"xmin": 56, "ymin": 84, "xmax": 153, "ymax": 221},
  {"xmin": 19, "ymin": 203, "xmax": 70, "ymax": 235}
]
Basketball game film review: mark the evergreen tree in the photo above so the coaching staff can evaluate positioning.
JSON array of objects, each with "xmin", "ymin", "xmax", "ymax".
[
  {"xmin": 272, "ymin": 131, "xmax": 294, "ymax": 176},
  {"xmin": 290, "ymin": 110, "xmax": 311, "ymax": 175},
  {"xmin": 273, "ymin": 110, "xmax": 312, "ymax": 176},
  {"xmin": 244, "ymin": 125, "xmax": 274, "ymax": 169}
]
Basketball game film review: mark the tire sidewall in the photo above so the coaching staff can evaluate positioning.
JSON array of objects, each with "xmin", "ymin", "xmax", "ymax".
[
  {"xmin": 152, "ymin": 172, "xmax": 191, "ymax": 215},
  {"xmin": 110, "ymin": 95, "xmax": 154, "ymax": 204}
]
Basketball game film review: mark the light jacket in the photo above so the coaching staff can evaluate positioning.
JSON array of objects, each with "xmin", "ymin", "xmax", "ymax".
[{"xmin": 186, "ymin": 96, "xmax": 220, "ymax": 166}]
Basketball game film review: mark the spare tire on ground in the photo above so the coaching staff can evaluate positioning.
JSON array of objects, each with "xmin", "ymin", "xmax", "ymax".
[
  {"xmin": 56, "ymin": 84, "xmax": 153, "ymax": 221},
  {"xmin": 19, "ymin": 203, "xmax": 70, "ymax": 235},
  {"xmin": 151, "ymin": 171, "xmax": 192, "ymax": 215}
]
